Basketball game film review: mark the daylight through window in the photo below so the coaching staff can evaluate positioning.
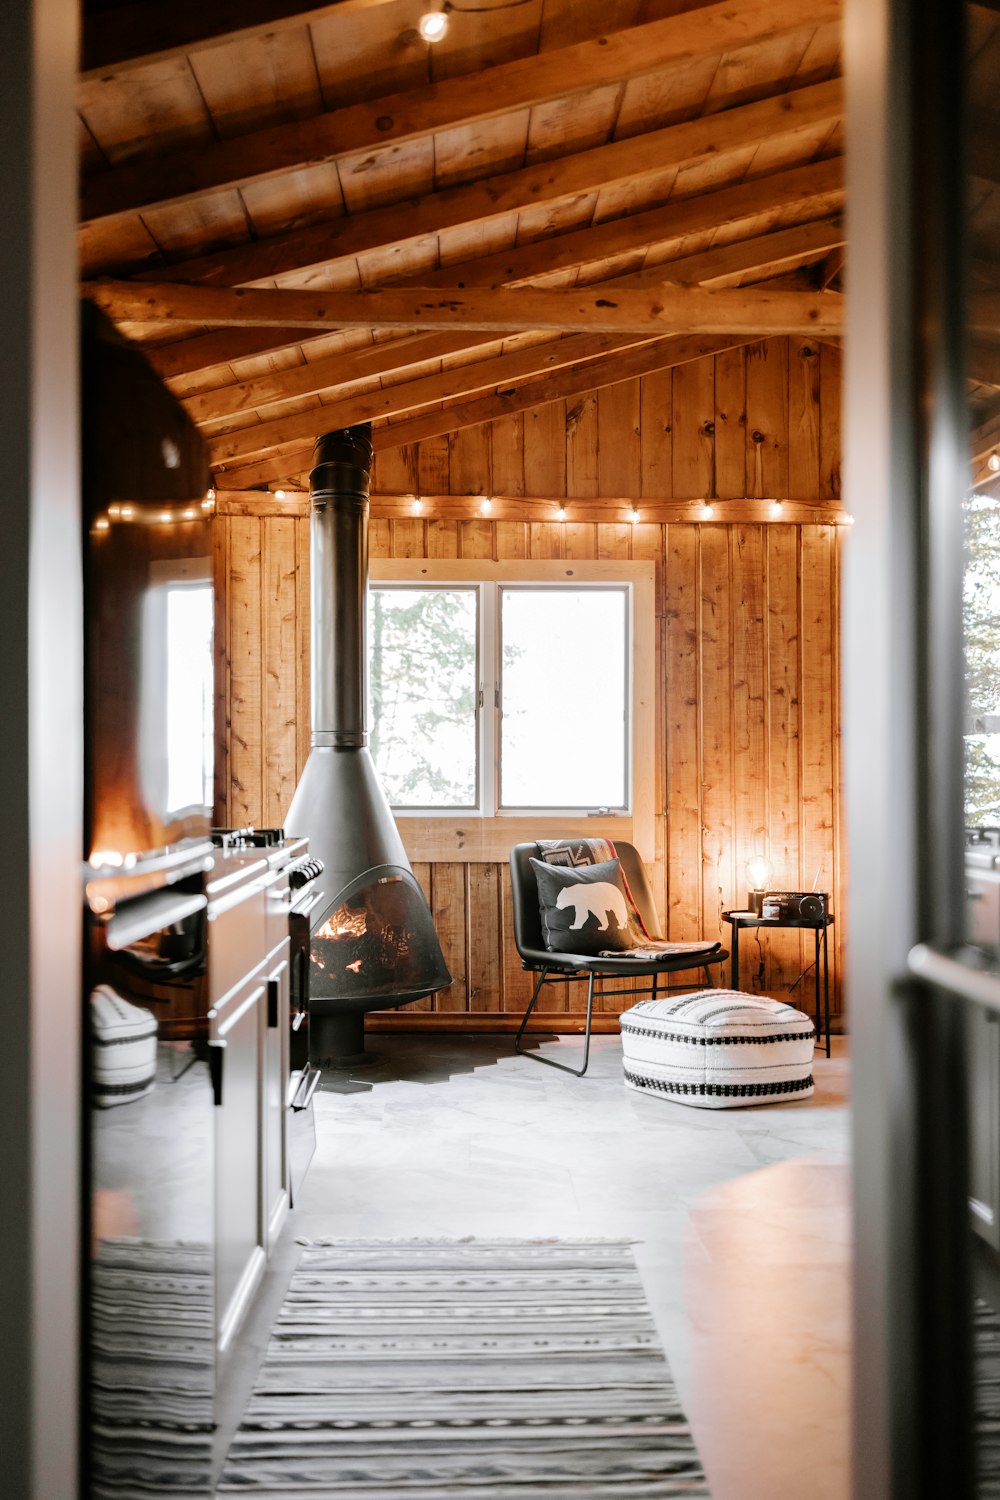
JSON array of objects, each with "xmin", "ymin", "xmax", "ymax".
[{"xmin": 368, "ymin": 582, "xmax": 631, "ymax": 815}]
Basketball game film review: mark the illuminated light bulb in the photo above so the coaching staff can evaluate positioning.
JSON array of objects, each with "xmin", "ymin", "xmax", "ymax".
[
  {"xmin": 411, "ymin": 495, "xmax": 424, "ymax": 515},
  {"xmin": 418, "ymin": 8, "xmax": 449, "ymax": 42},
  {"xmin": 120, "ymin": 505, "xmax": 134, "ymax": 519},
  {"xmin": 990, "ymin": 452, "xmax": 1000, "ymax": 473},
  {"xmin": 480, "ymin": 497, "xmax": 493, "ymax": 515},
  {"xmin": 629, "ymin": 507, "xmax": 640, "ymax": 524},
  {"xmin": 770, "ymin": 500, "xmax": 783, "ymax": 517},
  {"xmin": 745, "ymin": 855, "xmax": 773, "ymax": 914},
  {"xmin": 108, "ymin": 503, "xmax": 121, "ymax": 518},
  {"xmin": 202, "ymin": 496, "xmax": 215, "ymax": 511},
  {"xmin": 702, "ymin": 503, "xmax": 715, "ymax": 519},
  {"xmin": 93, "ymin": 517, "xmax": 110, "ymax": 532},
  {"xmin": 556, "ymin": 506, "xmax": 567, "ymax": 521},
  {"xmin": 183, "ymin": 509, "xmax": 197, "ymax": 520},
  {"xmin": 206, "ymin": 487, "xmax": 216, "ymax": 501},
  {"xmin": 274, "ymin": 489, "xmax": 286, "ymax": 500},
  {"xmin": 160, "ymin": 510, "xmax": 172, "ymax": 523}
]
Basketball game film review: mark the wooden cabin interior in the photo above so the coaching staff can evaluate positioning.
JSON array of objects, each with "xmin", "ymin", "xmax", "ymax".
[
  {"xmin": 3, "ymin": 0, "xmax": 999, "ymax": 1496},
  {"xmin": 81, "ymin": 0, "xmax": 868, "ymax": 1031}
]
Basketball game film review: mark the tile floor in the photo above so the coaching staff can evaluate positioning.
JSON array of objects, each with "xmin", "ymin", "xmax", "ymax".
[{"xmin": 217, "ymin": 1029, "xmax": 851, "ymax": 1498}]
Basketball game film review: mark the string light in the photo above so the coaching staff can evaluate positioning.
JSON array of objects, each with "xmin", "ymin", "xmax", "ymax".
[
  {"xmin": 628, "ymin": 506, "xmax": 640, "ymax": 525},
  {"xmin": 770, "ymin": 500, "xmax": 784, "ymax": 518},
  {"xmin": 556, "ymin": 505, "xmax": 567, "ymax": 521},
  {"xmin": 120, "ymin": 505, "xmax": 134, "ymax": 519},
  {"xmin": 183, "ymin": 508, "xmax": 197, "ymax": 520},
  {"xmin": 418, "ymin": 7, "xmax": 449, "ymax": 41},
  {"xmin": 411, "ymin": 495, "xmax": 424, "ymax": 515},
  {"xmin": 702, "ymin": 503, "xmax": 715, "ymax": 519},
  {"xmin": 93, "ymin": 517, "xmax": 110, "ymax": 533},
  {"xmin": 480, "ymin": 496, "xmax": 493, "ymax": 515}
]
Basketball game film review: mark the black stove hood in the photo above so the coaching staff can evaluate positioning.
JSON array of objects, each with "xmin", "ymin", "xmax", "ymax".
[{"xmin": 284, "ymin": 426, "xmax": 451, "ymax": 1058}]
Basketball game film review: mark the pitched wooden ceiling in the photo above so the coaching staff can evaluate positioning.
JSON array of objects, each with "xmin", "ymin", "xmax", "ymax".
[{"xmin": 78, "ymin": 0, "xmax": 1000, "ymax": 494}]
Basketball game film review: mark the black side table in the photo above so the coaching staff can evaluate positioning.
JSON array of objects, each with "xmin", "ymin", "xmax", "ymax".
[{"xmin": 721, "ymin": 911, "xmax": 833, "ymax": 1057}]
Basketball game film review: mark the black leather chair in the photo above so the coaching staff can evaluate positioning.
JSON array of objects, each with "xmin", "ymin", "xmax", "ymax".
[{"xmin": 509, "ymin": 841, "xmax": 728, "ymax": 1077}]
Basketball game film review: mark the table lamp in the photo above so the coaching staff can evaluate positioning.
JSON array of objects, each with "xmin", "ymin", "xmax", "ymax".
[{"xmin": 746, "ymin": 856, "xmax": 773, "ymax": 915}]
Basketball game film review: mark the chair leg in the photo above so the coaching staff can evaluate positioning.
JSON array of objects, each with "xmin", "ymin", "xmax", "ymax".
[
  {"xmin": 515, "ymin": 969, "xmax": 596, "ymax": 1078},
  {"xmin": 514, "ymin": 969, "xmax": 549, "ymax": 1056}
]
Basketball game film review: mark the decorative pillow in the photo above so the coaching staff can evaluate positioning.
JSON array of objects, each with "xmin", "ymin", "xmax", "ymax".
[{"xmin": 530, "ymin": 855, "xmax": 644, "ymax": 954}]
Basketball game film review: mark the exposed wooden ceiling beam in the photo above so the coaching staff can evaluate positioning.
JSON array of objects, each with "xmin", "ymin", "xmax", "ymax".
[
  {"xmin": 187, "ymin": 221, "xmax": 842, "ymax": 427},
  {"xmin": 81, "ymin": 0, "xmax": 394, "ymax": 79},
  {"xmin": 206, "ymin": 331, "xmax": 660, "ymax": 465},
  {"xmin": 970, "ymin": 342, "xmax": 1000, "ymax": 390},
  {"xmin": 129, "ymin": 78, "xmax": 842, "ymax": 290},
  {"xmin": 145, "ymin": 157, "xmax": 844, "ymax": 380},
  {"xmin": 81, "ymin": 0, "xmax": 842, "ymax": 230},
  {"xmin": 214, "ymin": 333, "xmax": 751, "ymax": 487},
  {"xmin": 971, "ymin": 404, "xmax": 1000, "ymax": 465},
  {"xmin": 86, "ymin": 279, "xmax": 844, "ymax": 338}
]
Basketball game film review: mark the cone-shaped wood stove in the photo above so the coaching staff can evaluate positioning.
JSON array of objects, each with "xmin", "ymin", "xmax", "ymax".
[{"xmin": 285, "ymin": 426, "xmax": 451, "ymax": 1063}]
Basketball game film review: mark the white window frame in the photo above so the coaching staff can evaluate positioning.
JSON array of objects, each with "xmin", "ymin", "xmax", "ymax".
[{"xmin": 369, "ymin": 558, "xmax": 655, "ymax": 864}]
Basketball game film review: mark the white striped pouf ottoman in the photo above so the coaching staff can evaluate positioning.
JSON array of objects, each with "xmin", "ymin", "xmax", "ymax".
[{"xmin": 619, "ymin": 990, "xmax": 815, "ymax": 1108}]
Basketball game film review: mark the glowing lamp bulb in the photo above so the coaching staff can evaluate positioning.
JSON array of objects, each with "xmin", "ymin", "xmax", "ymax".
[
  {"xmin": 93, "ymin": 517, "xmax": 110, "ymax": 532},
  {"xmin": 746, "ymin": 856, "xmax": 773, "ymax": 891},
  {"xmin": 990, "ymin": 452, "xmax": 1000, "ymax": 473},
  {"xmin": 160, "ymin": 510, "xmax": 172, "ymax": 523},
  {"xmin": 770, "ymin": 500, "xmax": 783, "ymax": 517},
  {"xmin": 702, "ymin": 503, "xmax": 715, "ymax": 519},
  {"xmin": 418, "ymin": 9, "xmax": 449, "ymax": 42},
  {"xmin": 629, "ymin": 507, "xmax": 640, "ymax": 524},
  {"xmin": 206, "ymin": 487, "xmax": 216, "ymax": 501},
  {"xmin": 411, "ymin": 496, "xmax": 424, "ymax": 515},
  {"xmin": 274, "ymin": 489, "xmax": 286, "ymax": 500},
  {"xmin": 480, "ymin": 497, "xmax": 493, "ymax": 515},
  {"xmin": 556, "ymin": 506, "xmax": 567, "ymax": 521}
]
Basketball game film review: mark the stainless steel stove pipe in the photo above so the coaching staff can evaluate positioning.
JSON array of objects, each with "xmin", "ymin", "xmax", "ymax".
[{"xmin": 309, "ymin": 425, "xmax": 372, "ymax": 749}]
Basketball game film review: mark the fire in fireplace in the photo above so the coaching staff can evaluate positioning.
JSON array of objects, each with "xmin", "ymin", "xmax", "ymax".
[
  {"xmin": 284, "ymin": 424, "xmax": 451, "ymax": 1063},
  {"xmin": 310, "ymin": 867, "xmax": 450, "ymax": 1004}
]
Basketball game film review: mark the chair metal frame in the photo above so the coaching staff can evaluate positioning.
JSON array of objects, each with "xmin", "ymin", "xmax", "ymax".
[{"xmin": 509, "ymin": 841, "xmax": 728, "ymax": 1078}]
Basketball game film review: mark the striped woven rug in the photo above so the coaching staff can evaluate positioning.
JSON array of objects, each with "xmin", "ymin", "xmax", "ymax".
[{"xmin": 218, "ymin": 1238, "xmax": 709, "ymax": 1496}]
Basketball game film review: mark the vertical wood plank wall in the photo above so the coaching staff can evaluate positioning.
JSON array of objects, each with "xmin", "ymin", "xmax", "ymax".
[{"xmin": 215, "ymin": 338, "xmax": 846, "ymax": 1025}]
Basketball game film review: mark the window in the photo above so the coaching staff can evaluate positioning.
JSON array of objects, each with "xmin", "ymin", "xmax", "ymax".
[{"xmin": 368, "ymin": 560, "xmax": 654, "ymax": 862}]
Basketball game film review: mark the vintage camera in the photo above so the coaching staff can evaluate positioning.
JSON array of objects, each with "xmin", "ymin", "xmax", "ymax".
[{"xmin": 761, "ymin": 891, "xmax": 828, "ymax": 921}]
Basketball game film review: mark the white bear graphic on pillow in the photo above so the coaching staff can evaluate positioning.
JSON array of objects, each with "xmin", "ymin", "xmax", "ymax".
[{"xmin": 555, "ymin": 881, "xmax": 629, "ymax": 931}]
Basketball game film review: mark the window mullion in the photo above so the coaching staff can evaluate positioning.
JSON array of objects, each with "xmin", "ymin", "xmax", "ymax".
[{"xmin": 480, "ymin": 581, "xmax": 498, "ymax": 816}]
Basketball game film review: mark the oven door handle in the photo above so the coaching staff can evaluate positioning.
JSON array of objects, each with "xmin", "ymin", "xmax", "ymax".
[
  {"xmin": 290, "ymin": 886, "xmax": 326, "ymax": 921},
  {"xmin": 289, "ymin": 1065, "xmax": 321, "ymax": 1112}
]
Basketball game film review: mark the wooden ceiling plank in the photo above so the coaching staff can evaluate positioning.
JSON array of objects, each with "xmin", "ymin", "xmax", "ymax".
[
  {"xmin": 214, "ymin": 333, "xmax": 754, "ymax": 487},
  {"xmin": 129, "ymin": 78, "xmax": 843, "ymax": 290},
  {"xmin": 188, "ymin": 219, "xmax": 845, "ymax": 423},
  {"xmin": 146, "ymin": 156, "xmax": 844, "ymax": 380},
  {"xmin": 207, "ymin": 331, "xmax": 660, "ymax": 463},
  {"xmin": 81, "ymin": 0, "xmax": 841, "ymax": 229},
  {"xmin": 86, "ymin": 278, "xmax": 844, "ymax": 337},
  {"xmin": 81, "ymin": 0, "xmax": 399, "ymax": 79},
  {"xmin": 970, "ymin": 341, "xmax": 1000, "ymax": 390},
  {"xmin": 638, "ymin": 217, "xmax": 844, "ymax": 287}
]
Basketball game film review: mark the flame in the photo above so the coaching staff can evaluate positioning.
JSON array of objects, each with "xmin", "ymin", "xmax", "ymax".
[{"xmin": 315, "ymin": 903, "xmax": 367, "ymax": 942}]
